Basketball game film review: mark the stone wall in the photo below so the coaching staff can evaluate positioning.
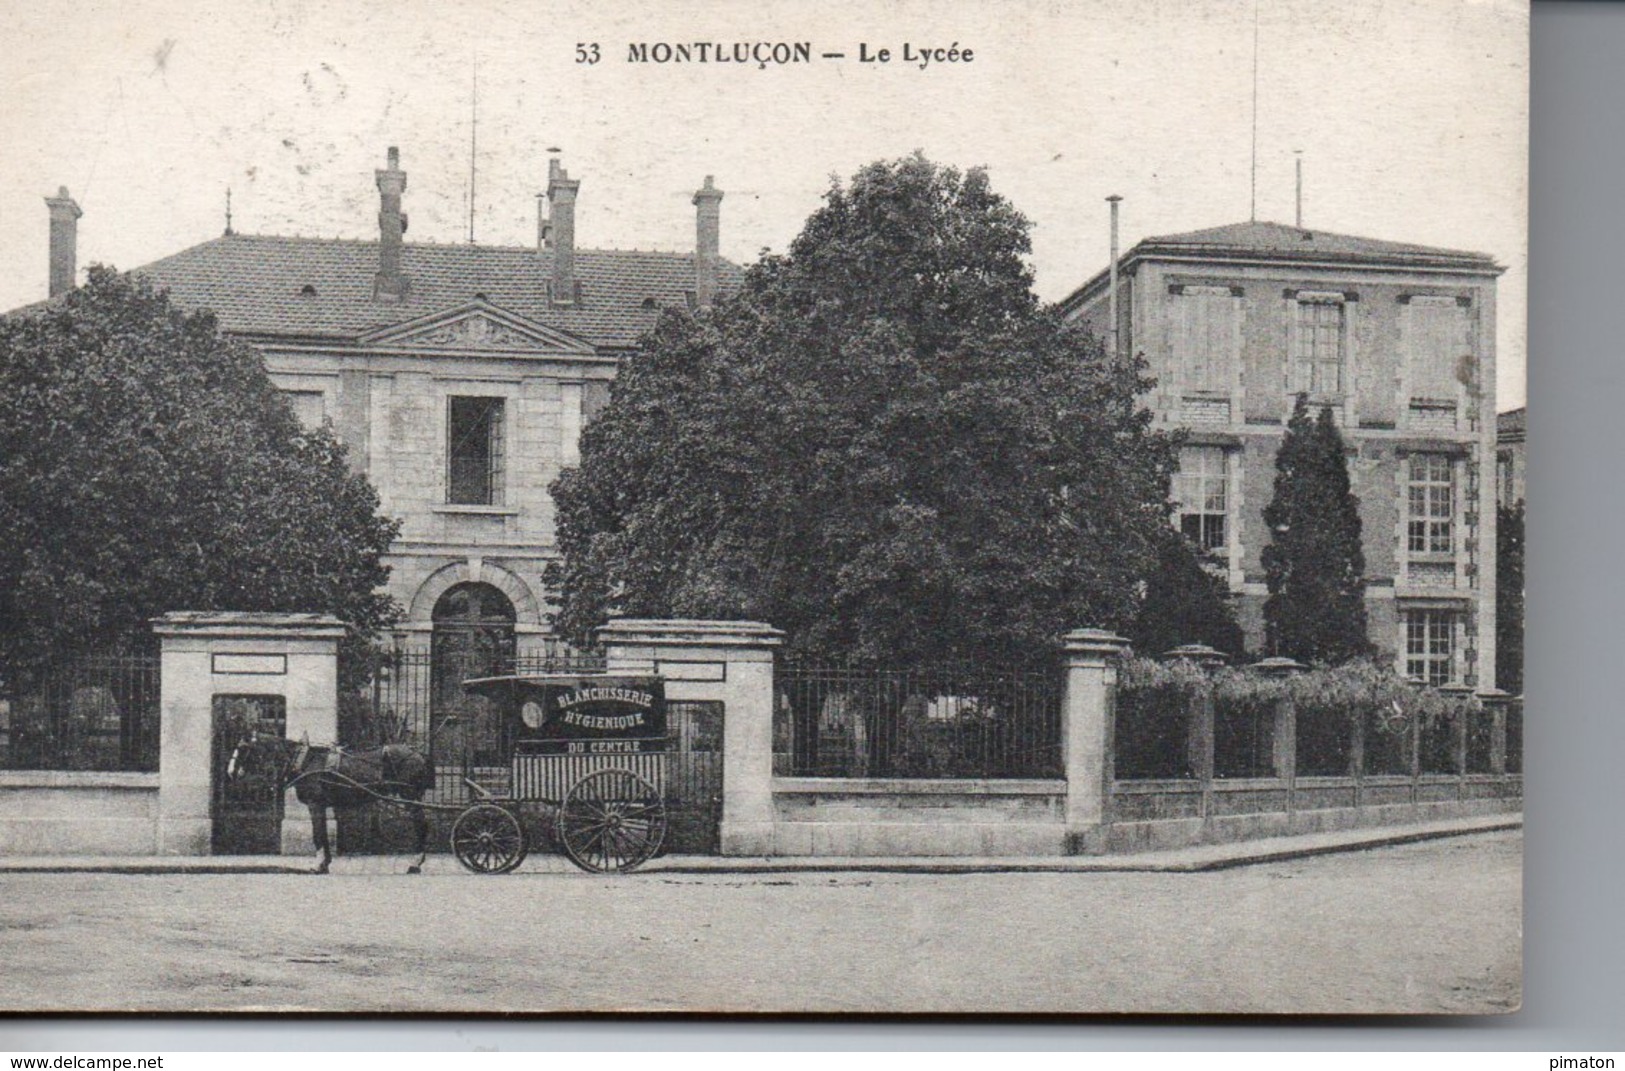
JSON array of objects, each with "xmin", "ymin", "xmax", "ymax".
[{"xmin": 0, "ymin": 772, "xmax": 159, "ymax": 855}]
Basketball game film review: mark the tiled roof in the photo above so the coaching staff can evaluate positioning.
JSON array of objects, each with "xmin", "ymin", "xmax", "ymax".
[
  {"xmin": 123, "ymin": 233, "xmax": 743, "ymax": 349},
  {"xmin": 1060, "ymin": 219, "xmax": 1503, "ymax": 313},
  {"xmin": 1138, "ymin": 220, "xmax": 1499, "ymax": 267}
]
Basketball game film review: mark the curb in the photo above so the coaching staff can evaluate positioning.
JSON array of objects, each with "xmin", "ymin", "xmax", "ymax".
[
  {"xmin": 0, "ymin": 816, "xmax": 1520, "ymax": 876},
  {"xmin": 649, "ymin": 817, "xmax": 1523, "ymax": 875},
  {"xmin": 1158, "ymin": 816, "xmax": 1524, "ymax": 873},
  {"xmin": 0, "ymin": 861, "xmax": 310, "ymax": 875}
]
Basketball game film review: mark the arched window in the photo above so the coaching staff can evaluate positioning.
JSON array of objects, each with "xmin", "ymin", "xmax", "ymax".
[{"xmin": 431, "ymin": 583, "xmax": 516, "ymax": 767}]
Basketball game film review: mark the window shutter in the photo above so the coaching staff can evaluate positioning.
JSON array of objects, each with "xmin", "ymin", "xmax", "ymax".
[
  {"xmin": 1172, "ymin": 286, "xmax": 1235, "ymax": 393},
  {"xmin": 488, "ymin": 399, "xmax": 505, "ymax": 506},
  {"xmin": 1408, "ymin": 297, "xmax": 1469, "ymax": 400}
]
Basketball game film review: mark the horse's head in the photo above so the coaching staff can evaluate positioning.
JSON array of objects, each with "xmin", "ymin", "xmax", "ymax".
[{"xmin": 226, "ymin": 731, "xmax": 287, "ymax": 783}]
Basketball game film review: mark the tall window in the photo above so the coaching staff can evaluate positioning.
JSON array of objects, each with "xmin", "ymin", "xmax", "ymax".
[
  {"xmin": 1293, "ymin": 298, "xmax": 1345, "ymax": 396},
  {"xmin": 1404, "ymin": 609, "xmax": 1456, "ymax": 686},
  {"xmin": 1407, "ymin": 454, "xmax": 1454, "ymax": 554},
  {"xmin": 1173, "ymin": 446, "xmax": 1228, "ymax": 553},
  {"xmin": 448, "ymin": 397, "xmax": 505, "ymax": 506}
]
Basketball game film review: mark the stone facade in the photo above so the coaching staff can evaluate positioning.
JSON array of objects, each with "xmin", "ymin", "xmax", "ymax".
[
  {"xmin": 80, "ymin": 149, "xmax": 739, "ymax": 649},
  {"xmin": 1060, "ymin": 221, "xmax": 1505, "ymax": 688},
  {"xmin": 257, "ymin": 308, "xmax": 618, "ymax": 652}
]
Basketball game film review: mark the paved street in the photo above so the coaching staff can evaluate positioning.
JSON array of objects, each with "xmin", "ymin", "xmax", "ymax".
[{"xmin": 0, "ymin": 830, "xmax": 1520, "ymax": 1015}]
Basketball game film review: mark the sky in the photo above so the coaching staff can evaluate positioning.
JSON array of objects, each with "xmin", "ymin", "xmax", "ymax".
[{"xmin": 0, "ymin": 0, "xmax": 1528, "ymax": 408}]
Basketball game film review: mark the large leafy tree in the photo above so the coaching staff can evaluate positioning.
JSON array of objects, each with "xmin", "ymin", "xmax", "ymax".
[
  {"xmin": 0, "ymin": 267, "xmax": 401, "ymax": 678},
  {"xmin": 1261, "ymin": 395, "xmax": 1372, "ymax": 663},
  {"xmin": 547, "ymin": 154, "xmax": 1176, "ymax": 666}
]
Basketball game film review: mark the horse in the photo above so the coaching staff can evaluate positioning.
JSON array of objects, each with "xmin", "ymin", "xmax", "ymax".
[{"xmin": 225, "ymin": 733, "xmax": 435, "ymax": 874}]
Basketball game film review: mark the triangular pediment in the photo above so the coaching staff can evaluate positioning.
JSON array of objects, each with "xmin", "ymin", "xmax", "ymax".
[{"xmin": 359, "ymin": 300, "xmax": 597, "ymax": 355}]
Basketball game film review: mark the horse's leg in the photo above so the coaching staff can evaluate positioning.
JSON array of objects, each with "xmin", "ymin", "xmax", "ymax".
[
  {"xmin": 406, "ymin": 802, "xmax": 427, "ymax": 875},
  {"xmin": 310, "ymin": 802, "xmax": 331, "ymax": 874}
]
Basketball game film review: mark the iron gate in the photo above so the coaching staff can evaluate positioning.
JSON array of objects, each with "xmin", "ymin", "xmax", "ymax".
[
  {"xmin": 665, "ymin": 701, "xmax": 724, "ymax": 854},
  {"xmin": 211, "ymin": 694, "xmax": 287, "ymax": 854}
]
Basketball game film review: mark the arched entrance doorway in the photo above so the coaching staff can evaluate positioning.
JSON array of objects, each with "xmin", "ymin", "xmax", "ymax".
[{"xmin": 431, "ymin": 582, "xmax": 516, "ymax": 768}]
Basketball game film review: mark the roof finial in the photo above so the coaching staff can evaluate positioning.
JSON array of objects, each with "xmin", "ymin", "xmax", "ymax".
[{"xmin": 225, "ymin": 186, "xmax": 234, "ymax": 236}]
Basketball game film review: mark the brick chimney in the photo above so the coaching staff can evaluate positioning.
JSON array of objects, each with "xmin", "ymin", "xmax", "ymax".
[
  {"xmin": 44, "ymin": 186, "xmax": 82, "ymax": 298},
  {"xmin": 374, "ymin": 146, "xmax": 409, "ymax": 302},
  {"xmin": 546, "ymin": 157, "xmax": 579, "ymax": 304},
  {"xmin": 692, "ymin": 175, "xmax": 723, "ymax": 309}
]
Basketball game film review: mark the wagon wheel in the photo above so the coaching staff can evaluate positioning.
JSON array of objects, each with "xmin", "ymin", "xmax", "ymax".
[
  {"xmin": 557, "ymin": 768, "xmax": 667, "ymax": 874},
  {"xmin": 451, "ymin": 803, "xmax": 528, "ymax": 874}
]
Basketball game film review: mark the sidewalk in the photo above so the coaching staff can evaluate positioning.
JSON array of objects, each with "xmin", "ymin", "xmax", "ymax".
[{"xmin": 0, "ymin": 812, "xmax": 1519, "ymax": 876}]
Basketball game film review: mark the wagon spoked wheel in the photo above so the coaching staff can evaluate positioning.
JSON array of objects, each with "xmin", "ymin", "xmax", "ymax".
[
  {"xmin": 451, "ymin": 803, "xmax": 528, "ymax": 875},
  {"xmin": 557, "ymin": 768, "xmax": 667, "ymax": 874}
]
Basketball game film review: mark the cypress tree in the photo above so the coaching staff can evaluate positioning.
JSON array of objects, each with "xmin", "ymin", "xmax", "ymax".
[
  {"xmin": 1261, "ymin": 395, "xmax": 1372, "ymax": 663},
  {"xmin": 1496, "ymin": 501, "xmax": 1525, "ymax": 694}
]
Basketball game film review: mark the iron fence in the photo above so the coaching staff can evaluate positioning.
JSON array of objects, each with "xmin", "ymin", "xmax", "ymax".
[
  {"xmin": 774, "ymin": 663, "xmax": 1063, "ymax": 779},
  {"xmin": 0, "ymin": 655, "xmax": 161, "ymax": 772},
  {"xmin": 1213, "ymin": 692, "xmax": 1277, "ymax": 779},
  {"xmin": 1505, "ymin": 697, "xmax": 1523, "ymax": 775},
  {"xmin": 1115, "ymin": 668, "xmax": 1508, "ymax": 783},
  {"xmin": 1114, "ymin": 680, "xmax": 1195, "ymax": 780},
  {"xmin": 1295, "ymin": 700, "xmax": 1356, "ymax": 776},
  {"xmin": 1362, "ymin": 703, "xmax": 1413, "ymax": 776},
  {"xmin": 1418, "ymin": 707, "xmax": 1457, "ymax": 774},
  {"xmin": 1465, "ymin": 701, "xmax": 1495, "ymax": 774}
]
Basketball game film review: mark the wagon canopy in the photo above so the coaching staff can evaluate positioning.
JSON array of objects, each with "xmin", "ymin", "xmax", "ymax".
[{"xmin": 459, "ymin": 674, "xmax": 667, "ymax": 751}]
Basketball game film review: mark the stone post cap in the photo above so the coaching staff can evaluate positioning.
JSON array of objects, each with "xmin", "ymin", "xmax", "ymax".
[
  {"xmin": 595, "ymin": 618, "xmax": 784, "ymax": 649},
  {"xmin": 1250, "ymin": 655, "xmax": 1307, "ymax": 676},
  {"xmin": 1475, "ymin": 687, "xmax": 1513, "ymax": 700},
  {"xmin": 1060, "ymin": 628, "xmax": 1131, "ymax": 657},
  {"xmin": 1161, "ymin": 643, "xmax": 1229, "ymax": 667},
  {"xmin": 151, "ymin": 611, "xmax": 348, "ymax": 639}
]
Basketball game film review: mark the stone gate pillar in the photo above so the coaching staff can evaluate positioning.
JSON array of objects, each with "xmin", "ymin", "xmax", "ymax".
[
  {"xmin": 596, "ymin": 619, "xmax": 783, "ymax": 856},
  {"xmin": 152, "ymin": 612, "xmax": 345, "ymax": 855},
  {"xmin": 1061, "ymin": 628, "xmax": 1131, "ymax": 853}
]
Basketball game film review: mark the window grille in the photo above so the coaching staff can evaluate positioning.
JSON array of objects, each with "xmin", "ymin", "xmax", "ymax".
[{"xmin": 447, "ymin": 397, "xmax": 505, "ymax": 506}]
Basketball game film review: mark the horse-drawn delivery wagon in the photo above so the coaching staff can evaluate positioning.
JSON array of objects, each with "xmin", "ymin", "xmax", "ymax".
[
  {"xmin": 224, "ymin": 673, "xmax": 676, "ymax": 875},
  {"xmin": 448, "ymin": 673, "xmax": 670, "ymax": 874}
]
